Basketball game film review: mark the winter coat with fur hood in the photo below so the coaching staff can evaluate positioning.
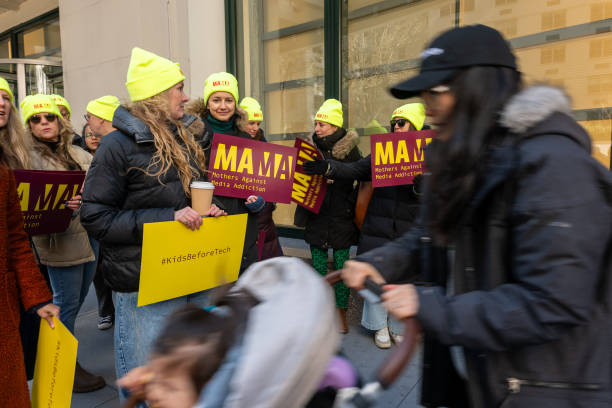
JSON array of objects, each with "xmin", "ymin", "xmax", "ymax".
[
  {"xmin": 296, "ymin": 128, "xmax": 361, "ymax": 249},
  {"xmin": 30, "ymin": 143, "xmax": 95, "ymax": 267},
  {"xmin": 356, "ymin": 86, "xmax": 612, "ymax": 408},
  {"xmin": 185, "ymin": 99, "xmax": 259, "ymax": 272},
  {"xmin": 80, "ymin": 106, "xmax": 207, "ymax": 292}
]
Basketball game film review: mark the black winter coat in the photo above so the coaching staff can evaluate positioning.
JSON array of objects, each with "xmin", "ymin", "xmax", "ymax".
[
  {"xmin": 80, "ymin": 106, "xmax": 206, "ymax": 292},
  {"xmin": 297, "ymin": 128, "xmax": 361, "ymax": 249},
  {"xmin": 185, "ymin": 99, "xmax": 259, "ymax": 272},
  {"xmin": 356, "ymin": 87, "xmax": 612, "ymax": 407},
  {"xmin": 327, "ymin": 154, "xmax": 421, "ymax": 254}
]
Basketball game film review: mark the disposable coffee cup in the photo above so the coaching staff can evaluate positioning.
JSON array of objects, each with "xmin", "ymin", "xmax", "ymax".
[{"xmin": 190, "ymin": 181, "xmax": 215, "ymax": 215}]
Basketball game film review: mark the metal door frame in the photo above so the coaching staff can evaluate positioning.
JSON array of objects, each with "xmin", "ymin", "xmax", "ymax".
[{"xmin": 0, "ymin": 58, "xmax": 62, "ymax": 102}]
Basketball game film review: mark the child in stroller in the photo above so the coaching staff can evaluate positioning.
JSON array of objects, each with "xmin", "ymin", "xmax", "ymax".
[{"xmin": 119, "ymin": 257, "xmax": 416, "ymax": 408}]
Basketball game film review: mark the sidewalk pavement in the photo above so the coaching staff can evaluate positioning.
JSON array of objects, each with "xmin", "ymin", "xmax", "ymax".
[{"xmin": 68, "ymin": 237, "xmax": 423, "ymax": 407}]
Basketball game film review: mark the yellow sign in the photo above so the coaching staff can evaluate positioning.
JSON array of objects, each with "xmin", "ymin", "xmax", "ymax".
[
  {"xmin": 31, "ymin": 317, "xmax": 78, "ymax": 408},
  {"xmin": 138, "ymin": 214, "xmax": 247, "ymax": 306}
]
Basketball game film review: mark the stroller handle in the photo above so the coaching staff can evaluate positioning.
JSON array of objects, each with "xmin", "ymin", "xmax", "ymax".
[{"xmin": 325, "ymin": 270, "xmax": 422, "ymax": 389}]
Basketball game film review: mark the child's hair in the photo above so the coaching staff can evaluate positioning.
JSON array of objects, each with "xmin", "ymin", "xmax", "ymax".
[{"xmin": 150, "ymin": 289, "xmax": 258, "ymax": 394}]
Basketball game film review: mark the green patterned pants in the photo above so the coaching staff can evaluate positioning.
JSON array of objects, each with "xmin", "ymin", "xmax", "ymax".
[{"xmin": 310, "ymin": 246, "xmax": 350, "ymax": 309}]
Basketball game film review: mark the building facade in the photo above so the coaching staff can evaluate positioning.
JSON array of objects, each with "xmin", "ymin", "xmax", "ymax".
[{"xmin": 1, "ymin": 0, "xmax": 610, "ymax": 228}]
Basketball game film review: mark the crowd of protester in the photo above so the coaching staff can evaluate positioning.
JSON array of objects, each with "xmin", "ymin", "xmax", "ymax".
[{"xmin": 1, "ymin": 23, "xmax": 611, "ymax": 408}]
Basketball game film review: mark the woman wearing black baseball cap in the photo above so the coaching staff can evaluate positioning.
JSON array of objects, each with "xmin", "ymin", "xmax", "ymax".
[{"xmin": 343, "ymin": 25, "xmax": 612, "ymax": 407}]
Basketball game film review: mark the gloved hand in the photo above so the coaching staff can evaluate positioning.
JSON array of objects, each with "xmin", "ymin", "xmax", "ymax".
[{"xmin": 303, "ymin": 157, "xmax": 329, "ymax": 175}]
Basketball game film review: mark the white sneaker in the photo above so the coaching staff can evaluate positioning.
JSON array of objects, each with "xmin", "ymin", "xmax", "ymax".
[
  {"xmin": 374, "ymin": 327, "xmax": 391, "ymax": 349},
  {"xmin": 97, "ymin": 315, "xmax": 113, "ymax": 330},
  {"xmin": 390, "ymin": 332, "xmax": 404, "ymax": 345}
]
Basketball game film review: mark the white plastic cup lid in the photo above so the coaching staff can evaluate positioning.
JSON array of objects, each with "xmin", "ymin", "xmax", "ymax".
[{"xmin": 190, "ymin": 181, "xmax": 215, "ymax": 189}]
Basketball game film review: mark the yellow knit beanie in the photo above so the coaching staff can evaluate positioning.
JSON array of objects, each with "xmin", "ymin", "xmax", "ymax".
[
  {"xmin": 51, "ymin": 94, "xmax": 71, "ymax": 117},
  {"xmin": 203, "ymin": 72, "xmax": 239, "ymax": 105},
  {"xmin": 0, "ymin": 78, "xmax": 14, "ymax": 104},
  {"xmin": 390, "ymin": 103, "xmax": 426, "ymax": 131},
  {"xmin": 87, "ymin": 95, "xmax": 121, "ymax": 122},
  {"xmin": 315, "ymin": 98, "xmax": 343, "ymax": 128},
  {"xmin": 239, "ymin": 97, "xmax": 263, "ymax": 122},
  {"xmin": 125, "ymin": 47, "xmax": 185, "ymax": 102},
  {"xmin": 20, "ymin": 94, "xmax": 62, "ymax": 124}
]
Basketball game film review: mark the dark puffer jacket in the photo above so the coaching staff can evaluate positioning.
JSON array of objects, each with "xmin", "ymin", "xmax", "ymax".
[
  {"xmin": 326, "ymin": 154, "xmax": 421, "ymax": 255},
  {"xmin": 357, "ymin": 86, "xmax": 612, "ymax": 407},
  {"xmin": 185, "ymin": 99, "xmax": 259, "ymax": 272},
  {"xmin": 80, "ymin": 106, "xmax": 206, "ymax": 292},
  {"xmin": 297, "ymin": 128, "xmax": 361, "ymax": 249}
]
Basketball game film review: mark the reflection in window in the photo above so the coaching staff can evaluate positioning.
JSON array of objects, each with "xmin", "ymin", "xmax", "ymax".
[
  {"xmin": 541, "ymin": 10, "xmax": 566, "ymax": 30},
  {"xmin": 540, "ymin": 45, "xmax": 565, "ymax": 64},
  {"xmin": 494, "ymin": 18, "xmax": 518, "ymax": 38},
  {"xmin": 17, "ymin": 17, "xmax": 61, "ymax": 61},
  {"xmin": 587, "ymin": 74, "xmax": 612, "ymax": 94},
  {"xmin": 591, "ymin": 2, "xmax": 612, "ymax": 21},
  {"xmin": 590, "ymin": 38, "xmax": 612, "ymax": 58},
  {"xmin": 495, "ymin": 0, "xmax": 517, "ymax": 5}
]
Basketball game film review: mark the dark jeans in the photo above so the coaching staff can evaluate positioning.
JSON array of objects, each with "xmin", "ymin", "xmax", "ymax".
[{"xmin": 93, "ymin": 246, "xmax": 114, "ymax": 318}]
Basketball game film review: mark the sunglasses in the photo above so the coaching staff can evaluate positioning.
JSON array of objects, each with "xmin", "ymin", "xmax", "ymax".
[
  {"xmin": 425, "ymin": 84, "xmax": 451, "ymax": 96},
  {"xmin": 29, "ymin": 113, "xmax": 57, "ymax": 124},
  {"xmin": 390, "ymin": 119, "xmax": 409, "ymax": 128}
]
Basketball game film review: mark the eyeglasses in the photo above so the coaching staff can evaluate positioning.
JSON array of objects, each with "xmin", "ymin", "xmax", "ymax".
[
  {"xmin": 29, "ymin": 113, "xmax": 57, "ymax": 124},
  {"xmin": 85, "ymin": 132, "xmax": 99, "ymax": 139},
  {"xmin": 424, "ymin": 84, "xmax": 451, "ymax": 96},
  {"xmin": 390, "ymin": 119, "xmax": 409, "ymax": 128}
]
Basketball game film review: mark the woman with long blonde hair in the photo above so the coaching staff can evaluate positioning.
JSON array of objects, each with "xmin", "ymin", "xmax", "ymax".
[
  {"xmin": 80, "ymin": 48, "xmax": 226, "ymax": 399},
  {"xmin": 23, "ymin": 93, "xmax": 106, "ymax": 392},
  {"xmin": 0, "ymin": 81, "xmax": 31, "ymax": 169}
]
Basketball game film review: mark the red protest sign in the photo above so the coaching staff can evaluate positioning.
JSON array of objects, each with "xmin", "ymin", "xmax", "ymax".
[
  {"xmin": 208, "ymin": 133, "xmax": 297, "ymax": 203},
  {"xmin": 14, "ymin": 169, "xmax": 86, "ymax": 236},
  {"xmin": 370, "ymin": 130, "xmax": 435, "ymax": 188},
  {"xmin": 292, "ymin": 138, "xmax": 327, "ymax": 214}
]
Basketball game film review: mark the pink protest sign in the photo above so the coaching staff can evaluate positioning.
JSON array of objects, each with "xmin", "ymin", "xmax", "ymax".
[
  {"xmin": 292, "ymin": 138, "xmax": 327, "ymax": 214},
  {"xmin": 14, "ymin": 169, "xmax": 86, "ymax": 236},
  {"xmin": 208, "ymin": 133, "xmax": 297, "ymax": 203},
  {"xmin": 370, "ymin": 130, "xmax": 435, "ymax": 188}
]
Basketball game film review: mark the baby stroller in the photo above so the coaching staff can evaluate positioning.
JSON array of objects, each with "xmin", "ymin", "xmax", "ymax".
[{"xmin": 125, "ymin": 257, "xmax": 420, "ymax": 408}]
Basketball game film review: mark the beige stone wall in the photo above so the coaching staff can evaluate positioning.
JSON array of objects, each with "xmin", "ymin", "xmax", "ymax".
[{"xmin": 59, "ymin": 0, "xmax": 226, "ymax": 131}]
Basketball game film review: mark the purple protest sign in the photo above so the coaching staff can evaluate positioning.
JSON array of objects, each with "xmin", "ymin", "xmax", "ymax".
[
  {"xmin": 370, "ymin": 130, "xmax": 436, "ymax": 188},
  {"xmin": 13, "ymin": 169, "xmax": 86, "ymax": 236},
  {"xmin": 208, "ymin": 133, "xmax": 297, "ymax": 203},
  {"xmin": 292, "ymin": 138, "xmax": 327, "ymax": 214}
]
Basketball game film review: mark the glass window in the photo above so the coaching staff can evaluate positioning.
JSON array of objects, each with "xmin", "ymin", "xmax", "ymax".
[
  {"xmin": 0, "ymin": 36, "xmax": 11, "ymax": 59},
  {"xmin": 345, "ymin": 0, "xmax": 456, "ymax": 140},
  {"xmin": 17, "ymin": 17, "xmax": 61, "ymax": 62},
  {"xmin": 239, "ymin": 0, "xmax": 324, "ymax": 140},
  {"xmin": 234, "ymin": 0, "xmax": 612, "ymax": 226}
]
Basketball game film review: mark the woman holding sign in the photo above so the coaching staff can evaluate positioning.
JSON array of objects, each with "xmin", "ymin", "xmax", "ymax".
[
  {"xmin": 186, "ymin": 73, "xmax": 265, "ymax": 272},
  {"xmin": 296, "ymin": 98, "xmax": 361, "ymax": 333},
  {"xmin": 23, "ymin": 94, "xmax": 106, "ymax": 392},
  {"xmin": 80, "ymin": 48, "xmax": 226, "ymax": 396},
  {"xmin": 342, "ymin": 25, "xmax": 612, "ymax": 407},
  {"xmin": 0, "ymin": 79, "xmax": 59, "ymax": 408},
  {"xmin": 239, "ymin": 96, "xmax": 283, "ymax": 260},
  {"xmin": 304, "ymin": 103, "xmax": 426, "ymax": 348}
]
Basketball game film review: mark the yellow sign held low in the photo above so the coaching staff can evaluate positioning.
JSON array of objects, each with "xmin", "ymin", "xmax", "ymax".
[
  {"xmin": 31, "ymin": 317, "xmax": 78, "ymax": 408},
  {"xmin": 138, "ymin": 214, "xmax": 247, "ymax": 306}
]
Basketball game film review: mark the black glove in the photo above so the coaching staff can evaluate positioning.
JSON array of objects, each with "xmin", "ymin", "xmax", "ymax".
[{"xmin": 303, "ymin": 157, "xmax": 329, "ymax": 175}]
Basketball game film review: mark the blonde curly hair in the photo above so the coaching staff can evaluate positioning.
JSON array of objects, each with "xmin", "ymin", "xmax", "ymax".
[
  {"xmin": 0, "ymin": 103, "xmax": 31, "ymax": 169},
  {"xmin": 128, "ymin": 89, "xmax": 207, "ymax": 195}
]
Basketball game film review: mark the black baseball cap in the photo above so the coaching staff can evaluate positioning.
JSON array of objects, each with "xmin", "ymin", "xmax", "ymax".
[{"xmin": 390, "ymin": 24, "xmax": 517, "ymax": 99}]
